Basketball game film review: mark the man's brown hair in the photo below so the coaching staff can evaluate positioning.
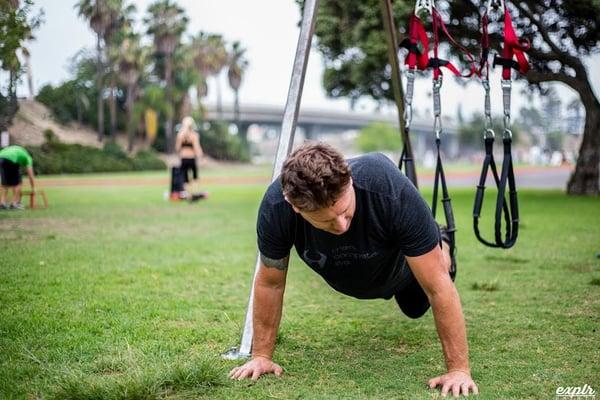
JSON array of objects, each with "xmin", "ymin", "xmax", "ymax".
[{"xmin": 281, "ymin": 142, "xmax": 351, "ymax": 211}]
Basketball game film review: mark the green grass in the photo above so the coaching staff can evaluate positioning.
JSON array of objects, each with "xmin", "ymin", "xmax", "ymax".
[{"xmin": 1, "ymin": 171, "xmax": 599, "ymax": 399}]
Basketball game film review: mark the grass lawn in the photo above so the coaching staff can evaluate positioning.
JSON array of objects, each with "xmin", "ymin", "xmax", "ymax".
[{"xmin": 0, "ymin": 170, "xmax": 599, "ymax": 399}]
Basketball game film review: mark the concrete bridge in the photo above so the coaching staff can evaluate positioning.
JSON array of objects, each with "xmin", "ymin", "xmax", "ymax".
[{"xmin": 203, "ymin": 103, "xmax": 459, "ymax": 160}]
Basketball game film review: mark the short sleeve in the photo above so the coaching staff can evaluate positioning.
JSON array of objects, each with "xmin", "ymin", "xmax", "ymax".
[
  {"xmin": 391, "ymin": 183, "xmax": 440, "ymax": 257},
  {"xmin": 256, "ymin": 185, "xmax": 294, "ymax": 260}
]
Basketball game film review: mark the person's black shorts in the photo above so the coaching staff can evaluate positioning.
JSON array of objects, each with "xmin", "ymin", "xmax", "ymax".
[
  {"xmin": 394, "ymin": 259, "xmax": 431, "ymax": 319},
  {"xmin": 180, "ymin": 158, "xmax": 198, "ymax": 183},
  {"xmin": 0, "ymin": 158, "xmax": 22, "ymax": 187}
]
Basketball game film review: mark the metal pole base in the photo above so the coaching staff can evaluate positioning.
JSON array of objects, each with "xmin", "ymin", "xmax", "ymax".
[{"xmin": 221, "ymin": 346, "xmax": 251, "ymax": 360}]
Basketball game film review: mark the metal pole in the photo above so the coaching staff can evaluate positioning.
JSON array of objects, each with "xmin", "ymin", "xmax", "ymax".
[
  {"xmin": 222, "ymin": 0, "xmax": 320, "ymax": 360},
  {"xmin": 379, "ymin": 0, "xmax": 418, "ymax": 187}
]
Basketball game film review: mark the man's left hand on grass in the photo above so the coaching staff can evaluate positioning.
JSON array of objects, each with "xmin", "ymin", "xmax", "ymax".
[{"xmin": 428, "ymin": 370, "xmax": 479, "ymax": 397}]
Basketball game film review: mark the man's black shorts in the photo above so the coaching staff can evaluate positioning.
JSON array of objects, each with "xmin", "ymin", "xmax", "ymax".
[
  {"xmin": 0, "ymin": 158, "xmax": 21, "ymax": 187},
  {"xmin": 180, "ymin": 158, "xmax": 197, "ymax": 183}
]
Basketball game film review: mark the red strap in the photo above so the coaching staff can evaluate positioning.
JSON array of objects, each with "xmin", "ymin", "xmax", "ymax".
[
  {"xmin": 405, "ymin": 14, "xmax": 429, "ymax": 70},
  {"xmin": 501, "ymin": 7, "xmax": 530, "ymax": 79},
  {"xmin": 479, "ymin": 13, "xmax": 490, "ymax": 78},
  {"xmin": 432, "ymin": 9, "xmax": 479, "ymax": 79},
  {"xmin": 404, "ymin": 9, "xmax": 479, "ymax": 79}
]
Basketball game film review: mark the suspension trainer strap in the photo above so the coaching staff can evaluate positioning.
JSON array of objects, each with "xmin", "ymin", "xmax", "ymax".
[
  {"xmin": 472, "ymin": 137, "xmax": 511, "ymax": 248},
  {"xmin": 432, "ymin": 138, "xmax": 456, "ymax": 254},
  {"xmin": 478, "ymin": 13, "xmax": 490, "ymax": 77},
  {"xmin": 430, "ymin": 9, "xmax": 479, "ymax": 78},
  {"xmin": 472, "ymin": 2, "xmax": 526, "ymax": 249},
  {"xmin": 398, "ymin": 12, "xmax": 426, "ymax": 187},
  {"xmin": 401, "ymin": 14, "xmax": 430, "ymax": 71},
  {"xmin": 399, "ymin": 67, "xmax": 418, "ymax": 186},
  {"xmin": 428, "ymin": 13, "xmax": 458, "ymax": 251},
  {"xmin": 494, "ymin": 137, "xmax": 519, "ymax": 247},
  {"xmin": 493, "ymin": 6, "xmax": 530, "ymax": 80}
]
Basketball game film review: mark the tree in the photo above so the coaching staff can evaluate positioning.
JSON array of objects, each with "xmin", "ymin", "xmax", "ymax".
[
  {"xmin": 356, "ymin": 122, "xmax": 401, "ymax": 152},
  {"xmin": 75, "ymin": 0, "xmax": 121, "ymax": 142},
  {"xmin": 36, "ymin": 50, "xmax": 99, "ymax": 126},
  {"xmin": 144, "ymin": 0, "xmax": 188, "ymax": 153},
  {"xmin": 227, "ymin": 41, "xmax": 249, "ymax": 142},
  {"xmin": 303, "ymin": 0, "xmax": 600, "ymax": 195},
  {"xmin": 191, "ymin": 32, "xmax": 228, "ymax": 118},
  {"xmin": 103, "ymin": 1, "xmax": 135, "ymax": 139},
  {"xmin": 117, "ymin": 32, "xmax": 149, "ymax": 152},
  {"xmin": 0, "ymin": 0, "xmax": 42, "ymax": 131}
]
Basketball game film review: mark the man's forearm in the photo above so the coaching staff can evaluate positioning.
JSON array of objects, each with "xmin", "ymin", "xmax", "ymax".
[
  {"xmin": 252, "ymin": 282, "xmax": 285, "ymax": 359},
  {"xmin": 430, "ymin": 284, "xmax": 470, "ymax": 372}
]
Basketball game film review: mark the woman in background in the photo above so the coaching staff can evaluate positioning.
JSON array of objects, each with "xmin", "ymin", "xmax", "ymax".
[{"xmin": 175, "ymin": 116, "xmax": 204, "ymax": 189}]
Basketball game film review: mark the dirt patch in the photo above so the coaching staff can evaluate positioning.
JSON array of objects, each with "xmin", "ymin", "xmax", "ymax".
[
  {"xmin": 9, "ymin": 100, "xmax": 101, "ymax": 147},
  {"xmin": 39, "ymin": 176, "xmax": 270, "ymax": 187},
  {"xmin": 0, "ymin": 216, "xmax": 84, "ymax": 240}
]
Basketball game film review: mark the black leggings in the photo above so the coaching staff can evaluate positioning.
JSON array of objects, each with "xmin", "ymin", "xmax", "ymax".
[{"xmin": 180, "ymin": 158, "xmax": 198, "ymax": 183}]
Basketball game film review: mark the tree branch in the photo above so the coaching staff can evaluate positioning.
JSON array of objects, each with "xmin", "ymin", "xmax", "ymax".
[
  {"xmin": 513, "ymin": 2, "xmax": 585, "ymax": 74},
  {"xmin": 525, "ymin": 69, "xmax": 585, "ymax": 94},
  {"xmin": 526, "ymin": 47, "xmax": 563, "ymax": 63}
]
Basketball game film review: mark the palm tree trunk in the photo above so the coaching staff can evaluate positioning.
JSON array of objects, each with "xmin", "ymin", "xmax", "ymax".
[
  {"xmin": 5, "ymin": 69, "xmax": 19, "ymax": 128},
  {"xmin": 108, "ymin": 78, "xmax": 117, "ymax": 139},
  {"xmin": 126, "ymin": 83, "xmax": 135, "ymax": 152},
  {"xmin": 216, "ymin": 74, "xmax": 222, "ymax": 120},
  {"xmin": 24, "ymin": 50, "xmax": 34, "ymax": 100},
  {"xmin": 165, "ymin": 58, "xmax": 174, "ymax": 153},
  {"xmin": 96, "ymin": 33, "xmax": 104, "ymax": 142},
  {"xmin": 76, "ymin": 97, "xmax": 82, "ymax": 124},
  {"xmin": 234, "ymin": 89, "xmax": 245, "ymax": 144}
]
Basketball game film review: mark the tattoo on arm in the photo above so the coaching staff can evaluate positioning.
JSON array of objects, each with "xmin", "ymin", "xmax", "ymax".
[{"xmin": 260, "ymin": 254, "xmax": 289, "ymax": 271}]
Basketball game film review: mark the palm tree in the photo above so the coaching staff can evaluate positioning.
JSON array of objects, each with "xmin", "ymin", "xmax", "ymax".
[
  {"xmin": 191, "ymin": 32, "xmax": 228, "ymax": 118},
  {"xmin": 117, "ymin": 33, "xmax": 148, "ymax": 152},
  {"xmin": 75, "ymin": 0, "xmax": 121, "ymax": 142},
  {"xmin": 104, "ymin": 2, "xmax": 137, "ymax": 139},
  {"xmin": 227, "ymin": 41, "xmax": 248, "ymax": 141},
  {"xmin": 144, "ymin": 0, "xmax": 188, "ymax": 153}
]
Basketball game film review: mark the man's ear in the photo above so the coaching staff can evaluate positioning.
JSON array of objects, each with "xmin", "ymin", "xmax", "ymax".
[{"xmin": 284, "ymin": 195, "xmax": 301, "ymax": 213}]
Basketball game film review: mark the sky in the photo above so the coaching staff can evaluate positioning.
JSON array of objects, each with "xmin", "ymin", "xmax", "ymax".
[{"xmin": 15, "ymin": 0, "xmax": 600, "ymax": 120}]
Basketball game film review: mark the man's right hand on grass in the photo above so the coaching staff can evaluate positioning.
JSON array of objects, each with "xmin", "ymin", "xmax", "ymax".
[{"xmin": 228, "ymin": 356, "xmax": 283, "ymax": 381}]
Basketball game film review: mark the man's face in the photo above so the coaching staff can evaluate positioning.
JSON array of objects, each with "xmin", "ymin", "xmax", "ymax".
[{"xmin": 287, "ymin": 181, "xmax": 356, "ymax": 235}]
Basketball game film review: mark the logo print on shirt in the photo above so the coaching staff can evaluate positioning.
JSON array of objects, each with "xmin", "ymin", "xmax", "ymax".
[{"xmin": 303, "ymin": 249, "xmax": 327, "ymax": 269}]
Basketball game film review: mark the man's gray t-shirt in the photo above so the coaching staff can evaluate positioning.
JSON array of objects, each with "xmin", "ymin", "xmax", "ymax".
[{"xmin": 257, "ymin": 152, "xmax": 440, "ymax": 300}]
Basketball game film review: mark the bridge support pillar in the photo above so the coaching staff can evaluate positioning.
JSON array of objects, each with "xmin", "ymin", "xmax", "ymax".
[
  {"xmin": 238, "ymin": 122, "xmax": 251, "ymax": 146},
  {"xmin": 304, "ymin": 124, "xmax": 317, "ymax": 140}
]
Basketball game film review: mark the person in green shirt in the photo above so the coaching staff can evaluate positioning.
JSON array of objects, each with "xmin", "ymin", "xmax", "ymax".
[{"xmin": 0, "ymin": 145, "xmax": 36, "ymax": 210}]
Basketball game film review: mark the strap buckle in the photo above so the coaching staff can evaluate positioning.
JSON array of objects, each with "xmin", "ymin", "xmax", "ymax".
[
  {"xmin": 432, "ymin": 76, "xmax": 443, "ymax": 139},
  {"xmin": 482, "ymin": 78, "xmax": 493, "ymax": 130},
  {"xmin": 404, "ymin": 69, "xmax": 416, "ymax": 127},
  {"xmin": 501, "ymin": 79, "xmax": 512, "ymax": 131}
]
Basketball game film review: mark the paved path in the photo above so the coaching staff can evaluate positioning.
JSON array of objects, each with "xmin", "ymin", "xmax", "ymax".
[
  {"xmin": 39, "ymin": 165, "xmax": 573, "ymax": 190},
  {"xmin": 419, "ymin": 165, "xmax": 573, "ymax": 189}
]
